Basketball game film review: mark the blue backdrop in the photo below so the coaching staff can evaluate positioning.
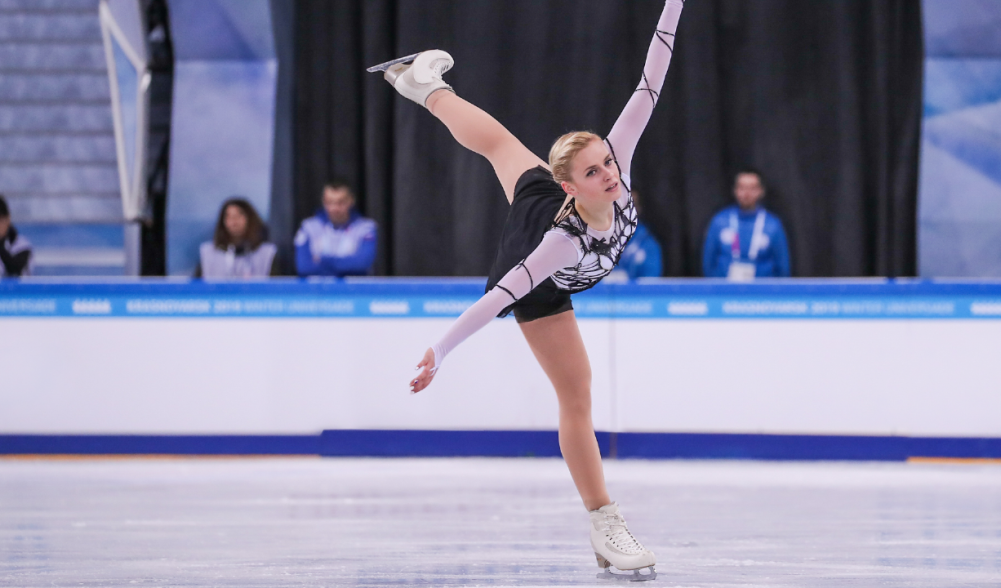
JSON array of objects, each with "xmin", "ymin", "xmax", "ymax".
[
  {"xmin": 919, "ymin": 0, "xmax": 1001, "ymax": 277},
  {"xmin": 165, "ymin": 0, "xmax": 277, "ymax": 276}
]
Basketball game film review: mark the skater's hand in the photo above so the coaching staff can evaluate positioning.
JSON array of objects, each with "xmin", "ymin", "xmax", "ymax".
[{"xmin": 410, "ymin": 347, "xmax": 437, "ymax": 394}]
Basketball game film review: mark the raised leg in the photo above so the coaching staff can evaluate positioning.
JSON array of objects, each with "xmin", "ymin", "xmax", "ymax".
[
  {"xmin": 427, "ymin": 90, "xmax": 547, "ymax": 204},
  {"xmin": 518, "ymin": 310, "xmax": 610, "ymax": 510}
]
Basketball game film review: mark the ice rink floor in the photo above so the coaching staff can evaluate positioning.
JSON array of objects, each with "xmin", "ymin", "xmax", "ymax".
[{"xmin": 2, "ymin": 457, "xmax": 1000, "ymax": 587}]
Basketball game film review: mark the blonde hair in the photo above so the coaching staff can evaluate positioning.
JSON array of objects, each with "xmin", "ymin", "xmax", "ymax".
[{"xmin": 548, "ymin": 131, "xmax": 602, "ymax": 185}]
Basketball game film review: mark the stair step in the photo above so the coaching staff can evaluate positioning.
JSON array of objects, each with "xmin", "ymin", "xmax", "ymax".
[
  {"xmin": 0, "ymin": 0, "xmax": 97, "ymax": 11},
  {"xmin": 0, "ymin": 72, "xmax": 110, "ymax": 101},
  {"xmin": 0, "ymin": 105, "xmax": 113, "ymax": 131},
  {"xmin": 5, "ymin": 194, "xmax": 122, "ymax": 223},
  {"xmin": 17, "ymin": 222, "xmax": 123, "ymax": 248},
  {"xmin": 31, "ymin": 263, "xmax": 125, "ymax": 276},
  {"xmin": 0, "ymin": 134, "xmax": 115, "ymax": 162},
  {"xmin": 33, "ymin": 247, "xmax": 125, "ymax": 266},
  {"xmin": 0, "ymin": 12, "xmax": 101, "ymax": 42},
  {"xmin": 0, "ymin": 42, "xmax": 103, "ymax": 69},
  {"xmin": 0, "ymin": 162, "xmax": 118, "ymax": 192}
]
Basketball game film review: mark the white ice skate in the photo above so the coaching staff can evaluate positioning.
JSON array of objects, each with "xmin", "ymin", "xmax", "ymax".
[
  {"xmin": 367, "ymin": 50, "xmax": 454, "ymax": 109},
  {"xmin": 589, "ymin": 503, "xmax": 657, "ymax": 582}
]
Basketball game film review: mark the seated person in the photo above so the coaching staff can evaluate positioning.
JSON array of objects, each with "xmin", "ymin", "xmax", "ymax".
[
  {"xmin": 0, "ymin": 194, "xmax": 32, "ymax": 278},
  {"xmin": 196, "ymin": 198, "xmax": 278, "ymax": 278},
  {"xmin": 610, "ymin": 189, "xmax": 662, "ymax": 280},
  {"xmin": 703, "ymin": 169, "xmax": 790, "ymax": 280},
  {"xmin": 295, "ymin": 179, "xmax": 377, "ymax": 277}
]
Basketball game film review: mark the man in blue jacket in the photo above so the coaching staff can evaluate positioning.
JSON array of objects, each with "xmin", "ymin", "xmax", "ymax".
[
  {"xmin": 295, "ymin": 180, "xmax": 377, "ymax": 277},
  {"xmin": 703, "ymin": 169, "xmax": 790, "ymax": 280}
]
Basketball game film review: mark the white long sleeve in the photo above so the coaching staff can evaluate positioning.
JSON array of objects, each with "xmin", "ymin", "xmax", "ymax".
[
  {"xmin": 430, "ymin": 231, "xmax": 580, "ymax": 368},
  {"xmin": 605, "ymin": 0, "xmax": 684, "ymax": 177}
]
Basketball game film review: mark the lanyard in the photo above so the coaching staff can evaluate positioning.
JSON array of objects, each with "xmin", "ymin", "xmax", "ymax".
[
  {"xmin": 729, "ymin": 211, "xmax": 766, "ymax": 261},
  {"xmin": 224, "ymin": 246, "xmax": 252, "ymax": 278}
]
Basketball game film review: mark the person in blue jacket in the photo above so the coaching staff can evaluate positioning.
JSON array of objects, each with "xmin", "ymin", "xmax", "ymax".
[
  {"xmin": 295, "ymin": 179, "xmax": 377, "ymax": 277},
  {"xmin": 611, "ymin": 189, "xmax": 662, "ymax": 280},
  {"xmin": 702, "ymin": 169, "xmax": 790, "ymax": 280}
]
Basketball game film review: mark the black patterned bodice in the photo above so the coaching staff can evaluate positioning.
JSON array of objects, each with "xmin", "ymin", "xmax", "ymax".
[{"xmin": 548, "ymin": 186, "xmax": 638, "ymax": 293}]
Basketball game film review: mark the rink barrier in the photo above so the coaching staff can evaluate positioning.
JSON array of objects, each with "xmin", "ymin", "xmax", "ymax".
[
  {"xmin": 319, "ymin": 430, "xmax": 611, "ymax": 458},
  {"xmin": 3, "ymin": 431, "xmax": 1001, "ymax": 460},
  {"xmin": 616, "ymin": 432, "xmax": 1001, "ymax": 460},
  {"xmin": 2, "ymin": 278, "xmax": 1001, "ymax": 319},
  {"xmin": 4, "ymin": 278, "xmax": 1000, "ymax": 448},
  {"xmin": 0, "ymin": 435, "xmax": 320, "ymax": 455}
]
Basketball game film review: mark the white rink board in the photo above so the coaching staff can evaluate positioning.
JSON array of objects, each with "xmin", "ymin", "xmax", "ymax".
[
  {"xmin": 2, "ymin": 315, "xmax": 1000, "ymax": 436},
  {"xmin": 615, "ymin": 320, "xmax": 1001, "ymax": 437},
  {"xmin": 0, "ymin": 318, "xmax": 613, "ymax": 434}
]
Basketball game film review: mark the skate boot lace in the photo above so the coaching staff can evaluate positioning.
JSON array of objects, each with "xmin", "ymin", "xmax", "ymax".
[
  {"xmin": 599, "ymin": 512, "xmax": 647, "ymax": 555},
  {"xmin": 428, "ymin": 59, "xmax": 451, "ymax": 79}
]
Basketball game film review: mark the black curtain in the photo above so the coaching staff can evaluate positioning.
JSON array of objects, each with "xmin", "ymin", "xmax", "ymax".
[{"xmin": 293, "ymin": 0, "xmax": 923, "ymax": 277}]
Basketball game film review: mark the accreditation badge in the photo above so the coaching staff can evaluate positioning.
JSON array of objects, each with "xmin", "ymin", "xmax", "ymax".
[{"xmin": 727, "ymin": 261, "xmax": 756, "ymax": 282}]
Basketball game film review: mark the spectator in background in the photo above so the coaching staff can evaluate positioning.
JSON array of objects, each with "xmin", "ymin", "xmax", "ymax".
[
  {"xmin": 295, "ymin": 179, "xmax": 377, "ymax": 277},
  {"xmin": 0, "ymin": 194, "xmax": 32, "ymax": 278},
  {"xmin": 195, "ymin": 198, "xmax": 278, "ymax": 278},
  {"xmin": 610, "ymin": 189, "xmax": 662, "ymax": 280},
  {"xmin": 703, "ymin": 169, "xmax": 790, "ymax": 280}
]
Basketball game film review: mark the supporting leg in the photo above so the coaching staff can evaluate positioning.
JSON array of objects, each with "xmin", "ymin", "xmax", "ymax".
[
  {"xmin": 518, "ymin": 310, "xmax": 610, "ymax": 511},
  {"xmin": 427, "ymin": 90, "xmax": 547, "ymax": 203}
]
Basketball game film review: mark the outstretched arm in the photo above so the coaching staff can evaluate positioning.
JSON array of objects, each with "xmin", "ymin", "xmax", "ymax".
[
  {"xmin": 605, "ymin": 0, "xmax": 684, "ymax": 177},
  {"xmin": 410, "ymin": 231, "xmax": 580, "ymax": 393},
  {"xmin": 319, "ymin": 231, "xmax": 377, "ymax": 276},
  {"xmin": 295, "ymin": 235, "xmax": 323, "ymax": 277}
]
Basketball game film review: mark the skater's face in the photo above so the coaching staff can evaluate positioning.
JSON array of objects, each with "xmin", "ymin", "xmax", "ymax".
[
  {"xmin": 733, "ymin": 173, "xmax": 764, "ymax": 211},
  {"xmin": 323, "ymin": 187, "xmax": 354, "ymax": 226},
  {"xmin": 562, "ymin": 139, "xmax": 621, "ymax": 203}
]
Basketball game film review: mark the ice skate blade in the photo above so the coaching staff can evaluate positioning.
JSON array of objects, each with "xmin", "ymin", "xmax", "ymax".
[
  {"xmin": 597, "ymin": 566, "xmax": 657, "ymax": 583},
  {"xmin": 366, "ymin": 52, "xmax": 422, "ymax": 73}
]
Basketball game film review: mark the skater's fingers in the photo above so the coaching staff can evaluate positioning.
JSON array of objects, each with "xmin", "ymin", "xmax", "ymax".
[
  {"xmin": 409, "ymin": 365, "xmax": 438, "ymax": 394},
  {"xmin": 411, "ymin": 377, "xmax": 426, "ymax": 394},
  {"xmin": 410, "ymin": 368, "xmax": 428, "ymax": 394}
]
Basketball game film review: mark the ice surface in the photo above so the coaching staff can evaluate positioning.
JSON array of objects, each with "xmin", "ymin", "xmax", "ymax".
[{"xmin": 1, "ymin": 457, "xmax": 1000, "ymax": 587}]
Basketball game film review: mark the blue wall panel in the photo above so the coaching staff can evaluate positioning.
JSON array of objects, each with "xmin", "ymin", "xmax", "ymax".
[
  {"xmin": 919, "ymin": 0, "xmax": 1001, "ymax": 277},
  {"xmin": 4, "ymin": 431, "xmax": 1001, "ymax": 461},
  {"xmin": 2, "ymin": 279, "xmax": 1001, "ymax": 319},
  {"xmin": 166, "ymin": 0, "xmax": 277, "ymax": 276}
]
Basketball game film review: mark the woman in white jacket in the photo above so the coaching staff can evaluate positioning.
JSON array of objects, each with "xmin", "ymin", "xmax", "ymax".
[{"xmin": 196, "ymin": 198, "xmax": 277, "ymax": 279}]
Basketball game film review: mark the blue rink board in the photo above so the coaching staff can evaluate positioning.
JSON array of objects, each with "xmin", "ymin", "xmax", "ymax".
[
  {"xmin": 2, "ymin": 431, "xmax": 1001, "ymax": 460},
  {"xmin": 2, "ymin": 278, "xmax": 1001, "ymax": 319}
]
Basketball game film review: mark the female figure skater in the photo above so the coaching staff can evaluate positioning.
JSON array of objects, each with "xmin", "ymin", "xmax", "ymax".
[{"xmin": 371, "ymin": 0, "xmax": 683, "ymax": 579}]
